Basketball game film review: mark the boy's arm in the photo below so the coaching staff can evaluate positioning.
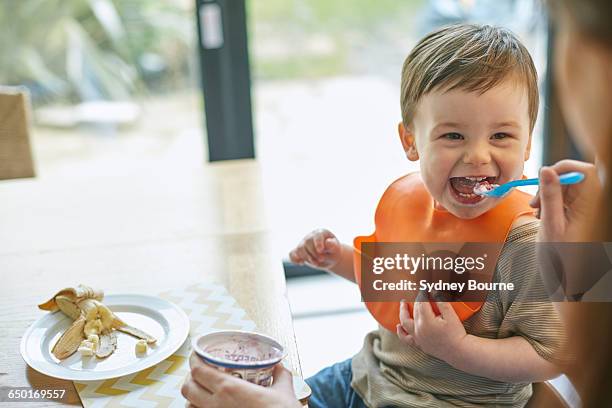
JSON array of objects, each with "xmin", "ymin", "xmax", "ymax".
[
  {"xmin": 398, "ymin": 301, "xmax": 561, "ymax": 383},
  {"xmin": 326, "ymin": 244, "xmax": 356, "ymax": 283},
  {"xmin": 448, "ymin": 334, "xmax": 561, "ymax": 383}
]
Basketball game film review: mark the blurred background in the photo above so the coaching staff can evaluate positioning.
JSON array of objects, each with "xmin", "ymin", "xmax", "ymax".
[
  {"xmin": 0, "ymin": 0, "xmax": 548, "ymax": 256},
  {"xmin": 3, "ymin": 0, "xmax": 574, "ymax": 398}
]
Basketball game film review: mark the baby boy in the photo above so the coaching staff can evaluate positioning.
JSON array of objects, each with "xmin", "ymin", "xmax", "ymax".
[{"xmin": 291, "ymin": 24, "xmax": 565, "ymax": 407}]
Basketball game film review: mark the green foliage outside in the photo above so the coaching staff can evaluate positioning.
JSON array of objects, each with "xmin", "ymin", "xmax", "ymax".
[
  {"xmin": 0, "ymin": 0, "xmax": 424, "ymax": 105},
  {"xmin": 0, "ymin": 0, "xmax": 192, "ymax": 105}
]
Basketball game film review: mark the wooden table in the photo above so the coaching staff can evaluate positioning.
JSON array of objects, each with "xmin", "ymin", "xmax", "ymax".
[{"xmin": 0, "ymin": 160, "xmax": 301, "ymax": 406}]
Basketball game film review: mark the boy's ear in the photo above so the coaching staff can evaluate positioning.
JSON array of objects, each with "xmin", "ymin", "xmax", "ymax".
[
  {"xmin": 524, "ymin": 134, "xmax": 532, "ymax": 161},
  {"xmin": 398, "ymin": 122, "xmax": 419, "ymax": 161}
]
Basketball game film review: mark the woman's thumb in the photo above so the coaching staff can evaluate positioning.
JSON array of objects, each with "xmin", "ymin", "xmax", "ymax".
[
  {"xmin": 271, "ymin": 364, "xmax": 293, "ymax": 391},
  {"xmin": 538, "ymin": 167, "xmax": 565, "ymax": 239}
]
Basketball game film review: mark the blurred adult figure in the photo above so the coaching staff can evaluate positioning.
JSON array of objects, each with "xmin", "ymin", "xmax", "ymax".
[{"xmin": 531, "ymin": 0, "xmax": 612, "ymax": 406}]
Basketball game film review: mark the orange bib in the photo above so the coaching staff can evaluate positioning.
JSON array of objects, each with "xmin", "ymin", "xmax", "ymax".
[{"xmin": 354, "ymin": 173, "xmax": 534, "ymax": 332}]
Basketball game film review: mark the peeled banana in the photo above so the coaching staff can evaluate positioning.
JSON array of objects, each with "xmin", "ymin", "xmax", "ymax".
[{"xmin": 39, "ymin": 285, "xmax": 156, "ymax": 361}]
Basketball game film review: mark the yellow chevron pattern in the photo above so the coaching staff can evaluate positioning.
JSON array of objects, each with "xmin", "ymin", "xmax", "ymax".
[
  {"xmin": 74, "ymin": 282, "xmax": 257, "ymax": 407},
  {"xmin": 94, "ymin": 379, "xmax": 130, "ymax": 396},
  {"xmin": 163, "ymin": 355, "xmax": 186, "ymax": 375}
]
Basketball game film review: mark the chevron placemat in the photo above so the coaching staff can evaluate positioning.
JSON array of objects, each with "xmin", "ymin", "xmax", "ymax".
[{"xmin": 73, "ymin": 283, "xmax": 257, "ymax": 407}]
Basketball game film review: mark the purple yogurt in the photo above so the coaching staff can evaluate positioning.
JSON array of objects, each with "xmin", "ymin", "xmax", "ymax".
[{"xmin": 192, "ymin": 330, "xmax": 286, "ymax": 387}]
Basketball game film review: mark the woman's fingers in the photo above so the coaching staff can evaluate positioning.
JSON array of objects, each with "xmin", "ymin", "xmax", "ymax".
[
  {"xmin": 531, "ymin": 161, "xmax": 601, "ymax": 242},
  {"xmin": 548, "ymin": 159, "xmax": 594, "ymax": 174},
  {"xmin": 537, "ymin": 167, "xmax": 567, "ymax": 240},
  {"xmin": 189, "ymin": 354, "xmax": 226, "ymax": 393},
  {"xmin": 531, "ymin": 160, "xmax": 599, "ymax": 209},
  {"xmin": 270, "ymin": 365, "xmax": 294, "ymax": 393},
  {"xmin": 528, "ymin": 192, "xmax": 540, "ymax": 209},
  {"xmin": 181, "ymin": 374, "xmax": 214, "ymax": 408}
]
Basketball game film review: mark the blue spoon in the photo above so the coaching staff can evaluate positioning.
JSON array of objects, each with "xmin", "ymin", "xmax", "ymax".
[{"xmin": 477, "ymin": 171, "xmax": 585, "ymax": 198}]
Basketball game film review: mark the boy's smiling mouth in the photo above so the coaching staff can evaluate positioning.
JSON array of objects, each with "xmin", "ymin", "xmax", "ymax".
[{"xmin": 448, "ymin": 176, "xmax": 498, "ymax": 205}]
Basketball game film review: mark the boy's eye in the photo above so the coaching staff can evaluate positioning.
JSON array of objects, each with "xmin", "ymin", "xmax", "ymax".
[
  {"xmin": 443, "ymin": 133, "xmax": 463, "ymax": 140},
  {"xmin": 491, "ymin": 132, "xmax": 509, "ymax": 140}
]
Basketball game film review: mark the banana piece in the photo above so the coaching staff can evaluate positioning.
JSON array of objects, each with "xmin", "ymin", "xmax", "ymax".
[
  {"xmin": 52, "ymin": 316, "xmax": 86, "ymax": 360},
  {"xmin": 78, "ymin": 299, "xmax": 123, "ymax": 332},
  {"xmin": 135, "ymin": 339, "xmax": 147, "ymax": 354},
  {"xmin": 78, "ymin": 299, "xmax": 97, "ymax": 321},
  {"xmin": 96, "ymin": 332, "xmax": 117, "ymax": 358},
  {"xmin": 84, "ymin": 319, "xmax": 103, "ymax": 337},
  {"xmin": 87, "ymin": 334, "xmax": 100, "ymax": 348},
  {"xmin": 97, "ymin": 302, "xmax": 116, "ymax": 330},
  {"xmin": 78, "ymin": 345, "xmax": 94, "ymax": 357},
  {"xmin": 78, "ymin": 339, "xmax": 96, "ymax": 355}
]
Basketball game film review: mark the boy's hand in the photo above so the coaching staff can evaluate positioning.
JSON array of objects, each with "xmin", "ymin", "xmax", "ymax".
[
  {"xmin": 289, "ymin": 229, "xmax": 342, "ymax": 270},
  {"xmin": 396, "ymin": 298, "xmax": 467, "ymax": 364}
]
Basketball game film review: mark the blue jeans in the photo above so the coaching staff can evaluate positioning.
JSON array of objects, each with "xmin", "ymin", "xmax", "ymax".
[{"xmin": 305, "ymin": 359, "xmax": 369, "ymax": 408}]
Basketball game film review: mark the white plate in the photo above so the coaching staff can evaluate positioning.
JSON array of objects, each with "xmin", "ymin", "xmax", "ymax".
[{"xmin": 20, "ymin": 294, "xmax": 190, "ymax": 381}]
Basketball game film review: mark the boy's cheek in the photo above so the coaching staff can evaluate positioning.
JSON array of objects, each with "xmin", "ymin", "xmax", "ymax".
[{"xmin": 494, "ymin": 151, "xmax": 527, "ymax": 176}]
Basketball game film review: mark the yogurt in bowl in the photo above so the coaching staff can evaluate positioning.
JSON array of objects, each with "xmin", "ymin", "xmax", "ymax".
[{"xmin": 192, "ymin": 330, "xmax": 286, "ymax": 386}]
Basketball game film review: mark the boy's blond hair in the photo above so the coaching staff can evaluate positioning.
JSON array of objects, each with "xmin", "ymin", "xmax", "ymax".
[{"xmin": 401, "ymin": 24, "xmax": 539, "ymax": 132}]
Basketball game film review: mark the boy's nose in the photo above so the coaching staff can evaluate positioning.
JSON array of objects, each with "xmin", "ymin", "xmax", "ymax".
[{"xmin": 462, "ymin": 144, "xmax": 491, "ymax": 166}]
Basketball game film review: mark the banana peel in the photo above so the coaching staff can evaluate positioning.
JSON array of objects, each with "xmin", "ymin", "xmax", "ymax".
[
  {"xmin": 55, "ymin": 296, "xmax": 82, "ymax": 320},
  {"xmin": 51, "ymin": 316, "xmax": 86, "ymax": 360},
  {"xmin": 40, "ymin": 285, "xmax": 157, "ymax": 361},
  {"xmin": 115, "ymin": 323, "xmax": 157, "ymax": 344},
  {"xmin": 38, "ymin": 285, "xmax": 104, "ymax": 313}
]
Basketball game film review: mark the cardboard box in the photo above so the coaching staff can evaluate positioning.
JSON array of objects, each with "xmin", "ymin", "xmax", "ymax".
[{"xmin": 0, "ymin": 87, "xmax": 35, "ymax": 180}]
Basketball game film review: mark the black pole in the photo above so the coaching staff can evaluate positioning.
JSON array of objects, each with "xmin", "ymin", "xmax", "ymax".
[{"xmin": 195, "ymin": 0, "xmax": 255, "ymax": 161}]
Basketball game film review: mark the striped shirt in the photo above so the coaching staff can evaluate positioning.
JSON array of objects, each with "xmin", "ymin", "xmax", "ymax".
[{"xmin": 351, "ymin": 221, "xmax": 566, "ymax": 407}]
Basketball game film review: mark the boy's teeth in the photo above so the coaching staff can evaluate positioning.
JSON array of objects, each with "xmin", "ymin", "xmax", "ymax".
[
  {"xmin": 458, "ymin": 192, "xmax": 477, "ymax": 198},
  {"xmin": 465, "ymin": 176, "xmax": 486, "ymax": 181}
]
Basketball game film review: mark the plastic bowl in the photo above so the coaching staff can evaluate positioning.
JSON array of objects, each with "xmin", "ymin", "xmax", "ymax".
[{"xmin": 192, "ymin": 330, "xmax": 286, "ymax": 386}]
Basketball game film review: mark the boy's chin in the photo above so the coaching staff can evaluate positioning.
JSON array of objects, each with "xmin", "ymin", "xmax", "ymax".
[{"xmin": 442, "ymin": 196, "xmax": 494, "ymax": 219}]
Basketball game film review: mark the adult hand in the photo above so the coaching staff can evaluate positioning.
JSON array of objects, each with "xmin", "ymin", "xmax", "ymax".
[
  {"xmin": 181, "ymin": 353, "xmax": 301, "ymax": 408},
  {"xmin": 396, "ymin": 298, "xmax": 467, "ymax": 364},
  {"xmin": 531, "ymin": 160, "xmax": 604, "ymax": 299},
  {"xmin": 530, "ymin": 160, "xmax": 601, "ymax": 242}
]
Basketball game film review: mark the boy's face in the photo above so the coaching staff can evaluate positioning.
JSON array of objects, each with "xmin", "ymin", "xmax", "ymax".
[{"xmin": 400, "ymin": 79, "xmax": 532, "ymax": 219}]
